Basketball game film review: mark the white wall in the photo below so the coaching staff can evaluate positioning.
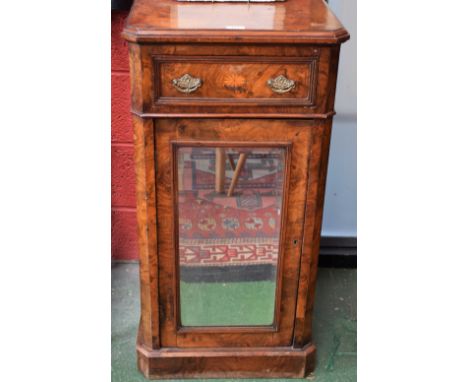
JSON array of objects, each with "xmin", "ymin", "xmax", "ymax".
[{"xmin": 321, "ymin": 0, "xmax": 357, "ymax": 237}]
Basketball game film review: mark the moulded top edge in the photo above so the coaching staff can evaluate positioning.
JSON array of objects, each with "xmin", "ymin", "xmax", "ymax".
[{"xmin": 123, "ymin": 0, "xmax": 350, "ymax": 45}]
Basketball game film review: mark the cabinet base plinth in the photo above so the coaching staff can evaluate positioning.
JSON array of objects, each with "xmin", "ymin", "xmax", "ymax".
[{"xmin": 137, "ymin": 343, "xmax": 316, "ymax": 379}]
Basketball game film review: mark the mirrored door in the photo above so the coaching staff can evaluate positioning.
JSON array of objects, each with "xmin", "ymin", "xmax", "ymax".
[
  {"xmin": 156, "ymin": 118, "xmax": 316, "ymax": 347},
  {"xmin": 175, "ymin": 144, "xmax": 287, "ymax": 327}
]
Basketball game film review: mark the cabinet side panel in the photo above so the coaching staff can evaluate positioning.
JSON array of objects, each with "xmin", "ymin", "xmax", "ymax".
[
  {"xmin": 325, "ymin": 46, "xmax": 341, "ymax": 113},
  {"xmin": 154, "ymin": 119, "xmax": 178, "ymax": 347},
  {"xmin": 128, "ymin": 43, "xmax": 144, "ymax": 113},
  {"xmin": 293, "ymin": 120, "xmax": 331, "ymax": 347},
  {"xmin": 133, "ymin": 115, "xmax": 160, "ymax": 349},
  {"xmin": 293, "ymin": 46, "xmax": 342, "ymax": 342}
]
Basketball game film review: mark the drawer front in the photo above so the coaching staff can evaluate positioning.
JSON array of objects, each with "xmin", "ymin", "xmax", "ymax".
[{"xmin": 154, "ymin": 56, "xmax": 317, "ymax": 106}]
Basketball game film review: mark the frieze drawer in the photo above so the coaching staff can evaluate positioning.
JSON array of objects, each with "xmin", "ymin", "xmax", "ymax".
[{"xmin": 153, "ymin": 56, "xmax": 318, "ymax": 106}]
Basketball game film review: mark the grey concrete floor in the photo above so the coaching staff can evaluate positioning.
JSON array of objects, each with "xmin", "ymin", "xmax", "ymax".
[{"xmin": 112, "ymin": 264, "xmax": 356, "ymax": 381}]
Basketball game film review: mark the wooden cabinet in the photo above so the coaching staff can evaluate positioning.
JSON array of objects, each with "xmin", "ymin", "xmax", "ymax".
[{"xmin": 123, "ymin": 0, "xmax": 349, "ymax": 378}]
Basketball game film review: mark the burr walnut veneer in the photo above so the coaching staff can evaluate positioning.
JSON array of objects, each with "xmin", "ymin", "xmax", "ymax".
[{"xmin": 123, "ymin": 0, "xmax": 349, "ymax": 378}]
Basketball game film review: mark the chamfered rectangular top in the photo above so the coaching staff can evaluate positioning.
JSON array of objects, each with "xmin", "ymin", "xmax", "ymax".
[{"xmin": 123, "ymin": 0, "xmax": 349, "ymax": 44}]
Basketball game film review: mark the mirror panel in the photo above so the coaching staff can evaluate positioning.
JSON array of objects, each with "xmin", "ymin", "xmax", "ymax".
[{"xmin": 176, "ymin": 145, "xmax": 286, "ymax": 327}]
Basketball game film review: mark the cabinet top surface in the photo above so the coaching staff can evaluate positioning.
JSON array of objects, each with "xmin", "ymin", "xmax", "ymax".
[{"xmin": 123, "ymin": 0, "xmax": 349, "ymax": 44}]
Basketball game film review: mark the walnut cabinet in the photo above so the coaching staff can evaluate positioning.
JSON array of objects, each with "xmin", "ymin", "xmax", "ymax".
[{"xmin": 123, "ymin": 0, "xmax": 349, "ymax": 378}]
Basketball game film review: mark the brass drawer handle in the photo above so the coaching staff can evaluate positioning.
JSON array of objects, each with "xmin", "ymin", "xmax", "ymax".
[
  {"xmin": 172, "ymin": 74, "xmax": 202, "ymax": 93},
  {"xmin": 267, "ymin": 75, "xmax": 295, "ymax": 94}
]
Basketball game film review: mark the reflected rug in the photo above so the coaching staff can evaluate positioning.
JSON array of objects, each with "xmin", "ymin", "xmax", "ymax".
[{"xmin": 178, "ymin": 148, "xmax": 283, "ymax": 281}]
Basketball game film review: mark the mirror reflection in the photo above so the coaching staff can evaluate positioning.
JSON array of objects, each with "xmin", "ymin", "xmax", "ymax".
[{"xmin": 177, "ymin": 146, "xmax": 286, "ymax": 326}]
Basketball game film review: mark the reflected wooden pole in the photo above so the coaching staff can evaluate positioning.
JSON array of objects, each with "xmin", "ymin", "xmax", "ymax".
[
  {"xmin": 227, "ymin": 154, "xmax": 236, "ymax": 171},
  {"xmin": 227, "ymin": 153, "xmax": 247, "ymax": 197},
  {"xmin": 215, "ymin": 148, "xmax": 226, "ymax": 193}
]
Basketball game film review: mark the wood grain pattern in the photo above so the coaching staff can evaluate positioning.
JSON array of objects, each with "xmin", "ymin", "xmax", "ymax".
[
  {"xmin": 124, "ymin": 0, "xmax": 349, "ymax": 377},
  {"xmin": 123, "ymin": 0, "xmax": 349, "ymax": 44},
  {"xmin": 137, "ymin": 343, "xmax": 316, "ymax": 379},
  {"xmin": 134, "ymin": 111, "xmax": 336, "ymax": 119},
  {"xmin": 133, "ymin": 115, "xmax": 159, "ymax": 350},
  {"xmin": 146, "ymin": 44, "xmax": 321, "ymax": 57},
  {"xmin": 128, "ymin": 44, "xmax": 338, "ymax": 115},
  {"xmin": 156, "ymin": 119, "xmax": 307, "ymax": 348},
  {"xmin": 293, "ymin": 119, "xmax": 331, "ymax": 347},
  {"xmin": 155, "ymin": 56, "xmax": 315, "ymax": 104}
]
